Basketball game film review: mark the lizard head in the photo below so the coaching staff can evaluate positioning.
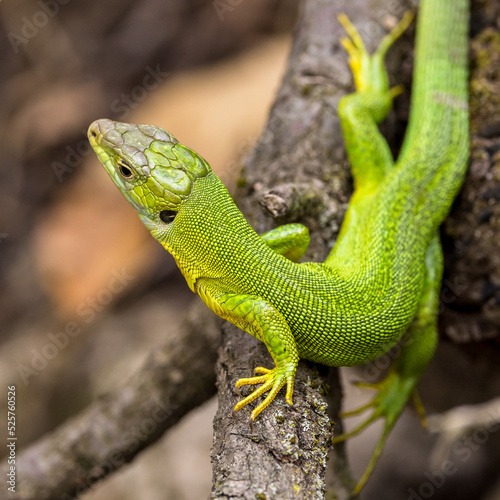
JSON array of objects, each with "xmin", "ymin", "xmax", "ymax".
[{"xmin": 87, "ymin": 119, "xmax": 211, "ymax": 231}]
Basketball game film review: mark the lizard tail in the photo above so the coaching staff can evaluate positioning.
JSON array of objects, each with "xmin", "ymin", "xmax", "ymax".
[{"xmin": 394, "ymin": 0, "xmax": 469, "ymax": 235}]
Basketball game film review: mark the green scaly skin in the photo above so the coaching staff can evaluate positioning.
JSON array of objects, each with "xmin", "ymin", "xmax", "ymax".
[{"xmin": 88, "ymin": 0, "xmax": 469, "ymax": 491}]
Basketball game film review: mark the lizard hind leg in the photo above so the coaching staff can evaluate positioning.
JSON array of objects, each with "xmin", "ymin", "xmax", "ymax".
[
  {"xmin": 336, "ymin": 12, "xmax": 413, "ymax": 197},
  {"xmin": 338, "ymin": 11, "xmax": 413, "ymax": 97},
  {"xmin": 325, "ymin": 12, "xmax": 414, "ymax": 268},
  {"xmin": 332, "ymin": 370, "xmax": 422, "ymax": 494},
  {"xmin": 332, "ymin": 234, "xmax": 442, "ymax": 493}
]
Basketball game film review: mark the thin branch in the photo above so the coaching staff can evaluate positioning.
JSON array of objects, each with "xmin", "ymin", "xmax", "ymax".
[{"xmin": 5, "ymin": 302, "xmax": 222, "ymax": 500}]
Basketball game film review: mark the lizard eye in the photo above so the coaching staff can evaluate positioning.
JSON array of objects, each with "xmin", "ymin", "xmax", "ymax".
[
  {"xmin": 159, "ymin": 210, "xmax": 177, "ymax": 224},
  {"xmin": 117, "ymin": 159, "xmax": 134, "ymax": 179}
]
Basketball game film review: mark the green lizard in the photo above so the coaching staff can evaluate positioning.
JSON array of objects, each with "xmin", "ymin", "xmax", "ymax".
[{"xmin": 88, "ymin": 0, "xmax": 469, "ymax": 491}]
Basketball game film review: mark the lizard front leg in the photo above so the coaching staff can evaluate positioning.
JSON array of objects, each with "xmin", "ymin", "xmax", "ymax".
[
  {"xmin": 260, "ymin": 223, "xmax": 310, "ymax": 262},
  {"xmin": 196, "ymin": 277, "xmax": 300, "ymax": 422}
]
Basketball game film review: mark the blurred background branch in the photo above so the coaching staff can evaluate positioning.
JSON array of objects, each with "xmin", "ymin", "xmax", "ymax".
[{"xmin": 3, "ymin": 302, "xmax": 222, "ymax": 500}]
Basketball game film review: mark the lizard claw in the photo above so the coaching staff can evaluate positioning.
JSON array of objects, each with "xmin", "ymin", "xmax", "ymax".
[
  {"xmin": 338, "ymin": 11, "xmax": 413, "ymax": 95},
  {"xmin": 234, "ymin": 364, "xmax": 295, "ymax": 421},
  {"xmin": 332, "ymin": 370, "xmax": 424, "ymax": 494}
]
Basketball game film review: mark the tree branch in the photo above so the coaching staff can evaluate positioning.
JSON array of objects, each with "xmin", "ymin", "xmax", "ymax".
[
  {"xmin": 4, "ymin": 302, "xmax": 222, "ymax": 500},
  {"xmin": 441, "ymin": 0, "xmax": 500, "ymax": 342}
]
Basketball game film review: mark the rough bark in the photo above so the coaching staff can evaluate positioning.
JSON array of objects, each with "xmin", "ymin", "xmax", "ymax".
[
  {"xmin": 211, "ymin": 325, "xmax": 340, "ymax": 500},
  {"xmin": 1, "ymin": 302, "xmax": 222, "ymax": 500},
  {"xmin": 441, "ymin": 0, "xmax": 500, "ymax": 343}
]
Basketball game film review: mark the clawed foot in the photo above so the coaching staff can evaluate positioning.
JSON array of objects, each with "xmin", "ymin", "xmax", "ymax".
[
  {"xmin": 234, "ymin": 364, "xmax": 296, "ymax": 424},
  {"xmin": 332, "ymin": 370, "xmax": 425, "ymax": 494},
  {"xmin": 338, "ymin": 11, "xmax": 413, "ymax": 95}
]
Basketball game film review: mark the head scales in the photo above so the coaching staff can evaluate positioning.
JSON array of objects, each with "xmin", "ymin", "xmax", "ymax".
[{"xmin": 88, "ymin": 119, "xmax": 211, "ymax": 229}]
